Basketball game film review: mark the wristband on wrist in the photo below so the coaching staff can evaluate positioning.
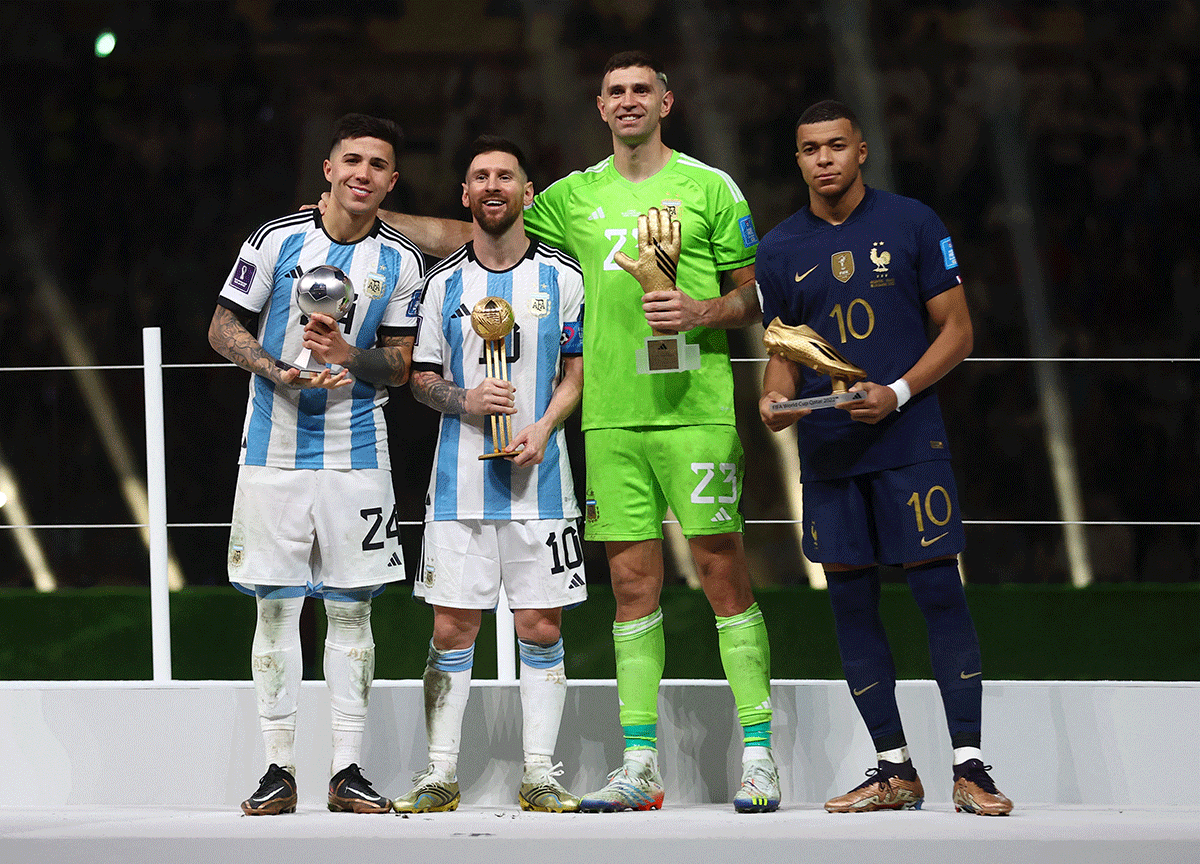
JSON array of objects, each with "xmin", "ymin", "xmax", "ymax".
[{"xmin": 887, "ymin": 378, "xmax": 911, "ymax": 411}]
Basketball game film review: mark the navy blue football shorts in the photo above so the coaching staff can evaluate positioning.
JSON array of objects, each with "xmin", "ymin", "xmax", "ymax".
[{"xmin": 800, "ymin": 460, "xmax": 965, "ymax": 567}]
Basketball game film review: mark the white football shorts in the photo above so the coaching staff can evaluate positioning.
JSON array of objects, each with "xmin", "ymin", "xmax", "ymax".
[
  {"xmin": 227, "ymin": 465, "xmax": 406, "ymax": 592},
  {"xmin": 416, "ymin": 518, "xmax": 587, "ymax": 610}
]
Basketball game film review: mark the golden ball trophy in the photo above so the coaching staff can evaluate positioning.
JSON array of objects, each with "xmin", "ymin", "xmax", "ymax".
[{"xmin": 471, "ymin": 296, "xmax": 517, "ymax": 459}]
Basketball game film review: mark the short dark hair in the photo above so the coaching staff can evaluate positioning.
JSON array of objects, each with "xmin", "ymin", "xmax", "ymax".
[
  {"xmin": 796, "ymin": 100, "xmax": 862, "ymax": 134},
  {"xmin": 329, "ymin": 113, "xmax": 404, "ymax": 162},
  {"xmin": 602, "ymin": 50, "xmax": 668, "ymax": 89},
  {"xmin": 463, "ymin": 134, "xmax": 531, "ymax": 182}
]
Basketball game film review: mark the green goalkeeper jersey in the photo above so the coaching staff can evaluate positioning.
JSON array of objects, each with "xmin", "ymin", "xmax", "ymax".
[{"xmin": 524, "ymin": 150, "xmax": 758, "ymax": 431}]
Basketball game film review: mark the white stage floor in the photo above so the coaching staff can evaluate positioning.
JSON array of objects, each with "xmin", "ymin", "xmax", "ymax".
[
  {"xmin": 4, "ymin": 680, "xmax": 1198, "ymax": 863},
  {"xmin": 2, "ymin": 803, "xmax": 1197, "ymax": 864}
]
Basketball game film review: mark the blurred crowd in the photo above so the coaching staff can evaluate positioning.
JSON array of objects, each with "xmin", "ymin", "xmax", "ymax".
[{"xmin": 0, "ymin": 0, "xmax": 1196, "ymax": 588}]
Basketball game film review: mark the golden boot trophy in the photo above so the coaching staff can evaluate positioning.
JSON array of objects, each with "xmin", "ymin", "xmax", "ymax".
[{"xmin": 763, "ymin": 318, "xmax": 869, "ymax": 411}]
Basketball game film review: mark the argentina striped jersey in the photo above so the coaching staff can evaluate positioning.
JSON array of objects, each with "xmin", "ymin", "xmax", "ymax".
[
  {"xmin": 412, "ymin": 240, "xmax": 584, "ymax": 521},
  {"xmin": 217, "ymin": 210, "xmax": 425, "ymax": 469}
]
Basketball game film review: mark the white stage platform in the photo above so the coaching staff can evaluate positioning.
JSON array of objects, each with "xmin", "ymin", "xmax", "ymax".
[
  {"xmin": 2, "ymin": 803, "xmax": 1197, "ymax": 864},
  {"xmin": 2, "ymin": 680, "xmax": 1197, "ymax": 863}
]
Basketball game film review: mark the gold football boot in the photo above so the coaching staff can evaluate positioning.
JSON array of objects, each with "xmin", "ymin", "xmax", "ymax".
[
  {"xmin": 825, "ymin": 761, "xmax": 924, "ymax": 813},
  {"xmin": 393, "ymin": 763, "xmax": 460, "ymax": 814},
  {"xmin": 952, "ymin": 759, "xmax": 1014, "ymax": 816},
  {"xmin": 518, "ymin": 762, "xmax": 581, "ymax": 813},
  {"xmin": 763, "ymin": 318, "xmax": 867, "ymax": 393}
]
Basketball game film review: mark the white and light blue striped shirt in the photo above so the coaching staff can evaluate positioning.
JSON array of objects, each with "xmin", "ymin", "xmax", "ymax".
[
  {"xmin": 413, "ymin": 240, "xmax": 584, "ymax": 521},
  {"xmin": 218, "ymin": 211, "xmax": 424, "ymax": 470}
]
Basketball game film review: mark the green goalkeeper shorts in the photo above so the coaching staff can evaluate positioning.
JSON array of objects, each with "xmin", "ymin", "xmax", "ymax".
[{"xmin": 583, "ymin": 425, "xmax": 745, "ymax": 541}]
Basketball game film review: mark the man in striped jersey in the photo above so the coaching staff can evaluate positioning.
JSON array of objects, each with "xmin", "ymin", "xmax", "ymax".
[
  {"xmin": 209, "ymin": 113, "xmax": 425, "ymax": 816},
  {"xmin": 346, "ymin": 51, "xmax": 777, "ymax": 813},
  {"xmin": 394, "ymin": 135, "xmax": 586, "ymax": 814}
]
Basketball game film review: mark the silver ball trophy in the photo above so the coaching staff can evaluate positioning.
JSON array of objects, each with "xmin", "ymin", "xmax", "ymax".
[{"xmin": 278, "ymin": 264, "xmax": 355, "ymax": 379}]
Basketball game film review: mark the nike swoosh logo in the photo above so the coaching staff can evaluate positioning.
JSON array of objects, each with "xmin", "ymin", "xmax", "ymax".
[
  {"xmin": 960, "ymin": 671, "xmax": 982, "ymax": 679},
  {"xmin": 346, "ymin": 785, "xmax": 381, "ymax": 801},
  {"xmin": 251, "ymin": 788, "xmax": 286, "ymax": 803},
  {"xmin": 920, "ymin": 532, "xmax": 949, "ymax": 547},
  {"xmin": 852, "ymin": 681, "xmax": 879, "ymax": 696},
  {"xmin": 795, "ymin": 264, "xmax": 819, "ymax": 282}
]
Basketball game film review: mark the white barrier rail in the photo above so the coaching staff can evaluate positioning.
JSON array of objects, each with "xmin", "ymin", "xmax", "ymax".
[{"xmin": 3, "ymin": 328, "xmax": 1200, "ymax": 681}]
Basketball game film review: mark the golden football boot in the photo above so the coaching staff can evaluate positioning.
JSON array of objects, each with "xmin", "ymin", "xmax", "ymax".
[
  {"xmin": 518, "ymin": 762, "xmax": 581, "ymax": 812},
  {"xmin": 952, "ymin": 759, "xmax": 1013, "ymax": 816},
  {"xmin": 763, "ymin": 318, "xmax": 867, "ymax": 392},
  {"xmin": 825, "ymin": 761, "xmax": 924, "ymax": 813},
  {"xmin": 393, "ymin": 763, "xmax": 460, "ymax": 813}
]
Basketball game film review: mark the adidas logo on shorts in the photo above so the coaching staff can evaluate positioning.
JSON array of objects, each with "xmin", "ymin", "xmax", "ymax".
[
  {"xmin": 711, "ymin": 507, "xmax": 734, "ymax": 523},
  {"xmin": 387, "ymin": 552, "xmax": 403, "ymax": 567},
  {"xmin": 566, "ymin": 573, "xmax": 585, "ymax": 590}
]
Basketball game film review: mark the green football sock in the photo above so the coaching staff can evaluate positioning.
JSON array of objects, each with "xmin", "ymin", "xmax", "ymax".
[
  {"xmin": 613, "ymin": 608, "xmax": 665, "ymax": 743},
  {"xmin": 716, "ymin": 602, "xmax": 773, "ymax": 732}
]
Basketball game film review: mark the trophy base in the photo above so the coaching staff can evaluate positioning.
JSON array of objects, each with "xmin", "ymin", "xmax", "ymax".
[
  {"xmin": 769, "ymin": 391, "xmax": 865, "ymax": 412},
  {"xmin": 478, "ymin": 446, "xmax": 524, "ymax": 461},
  {"xmin": 273, "ymin": 359, "xmax": 319, "ymax": 380},
  {"xmin": 635, "ymin": 334, "xmax": 701, "ymax": 374}
]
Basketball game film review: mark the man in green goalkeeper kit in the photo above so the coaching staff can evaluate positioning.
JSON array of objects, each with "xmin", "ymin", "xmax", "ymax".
[{"xmin": 374, "ymin": 50, "xmax": 777, "ymax": 813}]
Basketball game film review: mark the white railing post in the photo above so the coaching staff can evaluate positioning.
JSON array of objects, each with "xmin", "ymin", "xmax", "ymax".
[
  {"xmin": 143, "ymin": 327, "xmax": 172, "ymax": 681},
  {"xmin": 495, "ymin": 583, "xmax": 516, "ymax": 682}
]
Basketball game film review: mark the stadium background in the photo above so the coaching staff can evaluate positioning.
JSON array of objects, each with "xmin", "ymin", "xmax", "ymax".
[{"xmin": 0, "ymin": 1, "xmax": 1196, "ymax": 679}]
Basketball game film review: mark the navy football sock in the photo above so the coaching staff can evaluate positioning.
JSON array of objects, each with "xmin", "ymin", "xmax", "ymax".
[
  {"xmin": 826, "ymin": 566, "xmax": 906, "ymax": 751},
  {"xmin": 906, "ymin": 559, "xmax": 982, "ymax": 748}
]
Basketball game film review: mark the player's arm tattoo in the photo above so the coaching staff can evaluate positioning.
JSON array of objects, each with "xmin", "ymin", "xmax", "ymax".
[
  {"xmin": 342, "ymin": 334, "xmax": 413, "ymax": 387},
  {"xmin": 208, "ymin": 304, "xmax": 284, "ymax": 382},
  {"xmin": 707, "ymin": 263, "xmax": 761, "ymax": 329},
  {"xmin": 410, "ymin": 370, "xmax": 468, "ymax": 414}
]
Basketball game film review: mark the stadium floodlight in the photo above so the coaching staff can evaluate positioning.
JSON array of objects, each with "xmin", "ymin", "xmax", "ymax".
[
  {"xmin": 0, "ymin": 445, "xmax": 56, "ymax": 591},
  {"xmin": 94, "ymin": 31, "xmax": 116, "ymax": 58}
]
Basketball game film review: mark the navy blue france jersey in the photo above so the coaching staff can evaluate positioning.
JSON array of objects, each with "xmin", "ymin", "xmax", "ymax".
[{"xmin": 757, "ymin": 187, "xmax": 962, "ymax": 481}]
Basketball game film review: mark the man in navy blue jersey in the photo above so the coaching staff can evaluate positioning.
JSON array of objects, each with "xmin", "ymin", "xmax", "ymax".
[{"xmin": 756, "ymin": 100, "xmax": 1013, "ymax": 816}]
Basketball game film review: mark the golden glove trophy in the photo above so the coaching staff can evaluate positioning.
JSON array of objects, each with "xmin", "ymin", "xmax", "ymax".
[
  {"xmin": 618, "ymin": 207, "xmax": 701, "ymax": 374},
  {"xmin": 763, "ymin": 318, "xmax": 869, "ymax": 411},
  {"xmin": 471, "ymin": 296, "xmax": 517, "ymax": 459}
]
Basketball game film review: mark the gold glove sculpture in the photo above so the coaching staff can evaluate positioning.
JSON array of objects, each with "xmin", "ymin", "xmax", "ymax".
[{"xmin": 615, "ymin": 207, "xmax": 681, "ymax": 336}]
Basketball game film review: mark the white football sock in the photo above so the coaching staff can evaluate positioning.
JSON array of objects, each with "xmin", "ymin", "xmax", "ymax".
[
  {"xmin": 877, "ymin": 746, "xmax": 911, "ymax": 765},
  {"xmin": 424, "ymin": 640, "xmax": 474, "ymax": 778},
  {"xmin": 518, "ymin": 638, "xmax": 567, "ymax": 763},
  {"xmin": 954, "ymin": 746, "xmax": 984, "ymax": 766},
  {"xmin": 252, "ymin": 595, "xmax": 305, "ymax": 775},
  {"xmin": 324, "ymin": 597, "xmax": 374, "ymax": 776}
]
